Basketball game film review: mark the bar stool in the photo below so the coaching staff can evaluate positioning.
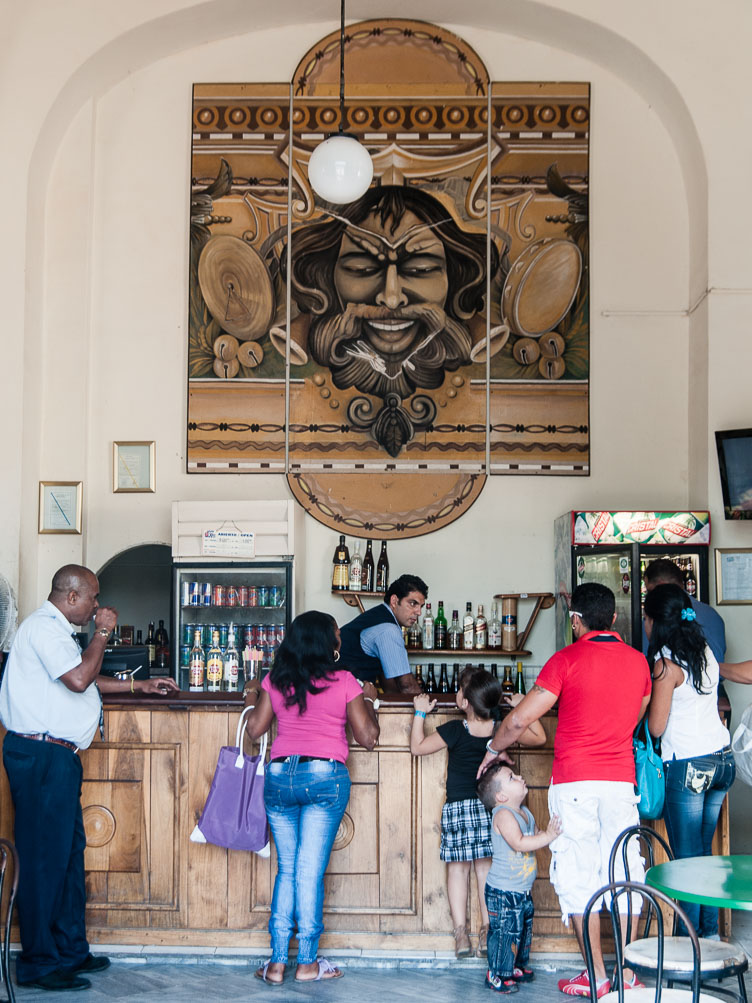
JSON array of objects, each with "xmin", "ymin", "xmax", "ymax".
[
  {"xmin": 0, "ymin": 839, "xmax": 19, "ymax": 1003},
  {"xmin": 609, "ymin": 825, "xmax": 747, "ymax": 1002}
]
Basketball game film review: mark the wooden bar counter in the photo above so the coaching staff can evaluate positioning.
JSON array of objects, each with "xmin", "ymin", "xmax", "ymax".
[{"xmin": 0, "ymin": 694, "xmax": 728, "ymax": 951}]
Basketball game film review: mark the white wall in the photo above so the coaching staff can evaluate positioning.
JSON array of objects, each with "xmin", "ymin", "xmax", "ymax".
[{"xmin": 3, "ymin": 0, "xmax": 752, "ymax": 841}]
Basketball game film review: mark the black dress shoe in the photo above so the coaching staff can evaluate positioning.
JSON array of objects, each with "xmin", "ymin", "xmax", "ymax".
[
  {"xmin": 71, "ymin": 952, "xmax": 111, "ymax": 973},
  {"xmin": 21, "ymin": 970, "xmax": 91, "ymax": 991}
]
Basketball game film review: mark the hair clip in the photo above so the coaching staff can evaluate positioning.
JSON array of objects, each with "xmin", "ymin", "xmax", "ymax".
[{"xmin": 680, "ymin": 607, "xmax": 697, "ymax": 621}]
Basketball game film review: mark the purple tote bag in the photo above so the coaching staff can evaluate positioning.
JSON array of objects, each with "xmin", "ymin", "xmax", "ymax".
[{"xmin": 190, "ymin": 705, "xmax": 270, "ymax": 855}]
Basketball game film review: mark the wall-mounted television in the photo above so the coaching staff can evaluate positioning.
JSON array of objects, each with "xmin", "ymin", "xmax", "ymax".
[{"xmin": 715, "ymin": 428, "xmax": 752, "ymax": 519}]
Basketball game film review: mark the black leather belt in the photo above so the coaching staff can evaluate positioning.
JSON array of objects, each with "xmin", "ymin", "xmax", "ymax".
[
  {"xmin": 272, "ymin": 755, "xmax": 332, "ymax": 763},
  {"xmin": 12, "ymin": 732, "xmax": 79, "ymax": 752}
]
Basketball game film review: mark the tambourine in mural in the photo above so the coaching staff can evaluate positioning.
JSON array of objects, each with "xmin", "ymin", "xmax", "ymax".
[
  {"xmin": 198, "ymin": 235, "xmax": 275, "ymax": 340},
  {"xmin": 501, "ymin": 237, "xmax": 582, "ymax": 338}
]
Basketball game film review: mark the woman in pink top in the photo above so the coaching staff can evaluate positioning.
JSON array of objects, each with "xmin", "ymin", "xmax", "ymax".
[{"xmin": 244, "ymin": 611, "xmax": 379, "ymax": 985}]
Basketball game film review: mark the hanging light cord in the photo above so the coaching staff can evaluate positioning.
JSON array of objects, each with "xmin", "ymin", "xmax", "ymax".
[{"xmin": 339, "ymin": 0, "xmax": 346, "ymax": 135}]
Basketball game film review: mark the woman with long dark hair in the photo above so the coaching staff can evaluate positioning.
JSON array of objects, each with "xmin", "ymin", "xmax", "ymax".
[
  {"xmin": 644, "ymin": 583, "xmax": 734, "ymax": 937},
  {"xmin": 243, "ymin": 610, "xmax": 379, "ymax": 984}
]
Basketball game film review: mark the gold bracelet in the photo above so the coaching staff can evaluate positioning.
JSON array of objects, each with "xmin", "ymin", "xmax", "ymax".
[{"xmin": 130, "ymin": 677, "xmax": 135, "ymax": 694}]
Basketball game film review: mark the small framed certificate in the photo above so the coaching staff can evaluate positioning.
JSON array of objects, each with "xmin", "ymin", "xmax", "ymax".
[
  {"xmin": 39, "ymin": 481, "xmax": 83, "ymax": 534},
  {"xmin": 113, "ymin": 441, "xmax": 156, "ymax": 493},
  {"xmin": 715, "ymin": 548, "xmax": 752, "ymax": 604}
]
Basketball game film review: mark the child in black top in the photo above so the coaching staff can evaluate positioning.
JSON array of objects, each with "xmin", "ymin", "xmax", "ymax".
[{"xmin": 411, "ymin": 666, "xmax": 546, "ymax": 959}]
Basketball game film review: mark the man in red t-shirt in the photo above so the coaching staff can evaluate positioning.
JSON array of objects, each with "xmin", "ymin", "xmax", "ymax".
[{"xmin": 479, "ymin": 583, "xmax": 651, "ymax": 998}]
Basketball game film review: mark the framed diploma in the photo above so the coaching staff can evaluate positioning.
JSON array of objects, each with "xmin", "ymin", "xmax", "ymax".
[
  {"xmin": 113, "ymin": 441, "xmax": 156, "ymax": 493},
  {"xmin": 715, "ymin": 548, "xmax": 752, "ymax": 604},
  {"xmin": 39, "ymin": 481, "xmax": 83, "ymax": 534}
]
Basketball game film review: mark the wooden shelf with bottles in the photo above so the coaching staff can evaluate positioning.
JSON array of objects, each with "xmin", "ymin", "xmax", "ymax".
[{"xmin": 406, "ymin": 647, "xmax": 532, "ymax": 658}]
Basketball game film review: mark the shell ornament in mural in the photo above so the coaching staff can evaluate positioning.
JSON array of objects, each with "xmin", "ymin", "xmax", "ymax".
[{"xmin": 187, "ymin": 20, "xmax": 589, "ymax": 537}]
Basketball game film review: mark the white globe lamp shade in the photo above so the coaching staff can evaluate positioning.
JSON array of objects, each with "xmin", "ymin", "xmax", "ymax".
[{"xmin": 308, "ymin": 134, "xmax": 373, "ymax": 204}]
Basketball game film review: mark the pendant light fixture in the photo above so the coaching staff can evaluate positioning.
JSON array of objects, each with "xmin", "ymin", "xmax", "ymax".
[{"xmin": 307, "ymin": 0, "xmax": 373, "ymax": 204}]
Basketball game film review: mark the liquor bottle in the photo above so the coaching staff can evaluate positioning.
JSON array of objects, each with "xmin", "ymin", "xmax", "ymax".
[
  {"xmin": 434, "ymin": 601, "xmax": 447, "ymax": 649},
  {"xmin": 206, "ymin": 629, "xmax": 223, "ymax": 692},
  {"xmin": 407, "ymin": 622, "xmax": 422, "ymax": 649},
  {"xmin": 362, "ymin": 540, "xmax": 375, "ymax": 592},
  {"xmin": 490, "ymin": 663, "xmax": 499, "ymax": 679},
  {"xmin": 462, "ymin": 602, "xmax": 474, "ymax": 649},
  {"xmin": 348, "ymin": 540, "xmax": 363, "ymax": 591},
  {"xmin": 110, "ymin": 626, "xmax": 122, "ymax": 647},
  {"xmin": 414, "ymin": 664, "xmax": 425, "ymax": 690},
  {"xmin": 155, "ymin": 619, "xmax": 169, "ymax": 666},
  {"xmin": 136, "ymin": 629, "xmax": 143, "ymax": 646},
  {"xmin": 376, "ymin": 540, "xmax": 389, "ymax": 593},
  {"xmin": 474, "ymin": 604, "xmax": 488, "ymax": 649},
  {"xmin": 450, "ymin": 663, "xmax": 460, "ymax": 692},
  {"xmin": 488, "ymin": 602, "xmax": 502, "ymax": 649},
  {"xmin": 422, "ymin": 602, "xmax": 434, "ymax": 650},
  {"xmin": 222, "ymin": 626, "xmax": 240, "ymax": 692},
  {"xmin": 438, "ymin": 663, "xmax": 450, "ymax": 693},
  {"xmin": 425, "ymin": 663, "xmax": 437, "ymax": 694},
  {"xmin": 145, "ymin": 622, "xmax": 156, "ymax": 668},
  {"xmin": 501, "ymin": 665, "xmax": 514, "ymax": 696},
  {"xmin": 448, "ymin": 610, "xmax": 461, "ymax": 650},
  {"xmin": 685, "ymin": 559, "xmax": 697, "ymax": 597},
  {"xmin": 331, "ymin": 535, "xmax": 350, "ymax": 592},
  {"xmin": 515, "ymin": 660, "xmax": 526, "ymax": 695},
  {"xmin": 189, "ymin": 629, "xmax": 205, "ymax": 692}
]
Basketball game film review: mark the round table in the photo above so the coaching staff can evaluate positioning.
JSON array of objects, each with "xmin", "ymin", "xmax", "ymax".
[{"xmin": 646, "ymin": 854, "xmax": 752, "ymax": 910}]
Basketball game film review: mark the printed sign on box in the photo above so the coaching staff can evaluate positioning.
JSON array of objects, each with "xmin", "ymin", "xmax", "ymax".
[{"xmin": 202, "ymin": 528, "xmax": 255, "ymax": 558}]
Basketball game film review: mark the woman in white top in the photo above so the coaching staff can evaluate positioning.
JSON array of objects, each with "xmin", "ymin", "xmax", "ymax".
[{"xmin": 644, "ymin": 583, "xmax": 735, "ymax": 939}]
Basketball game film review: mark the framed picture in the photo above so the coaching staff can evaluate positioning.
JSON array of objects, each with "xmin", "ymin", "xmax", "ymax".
[
  {"xmin": 715, "ymin": 548, "xmax": 752, "ymax": 604},
  {"xmin": 38, "ymin": 481, "xmax": 83, "ymax": 534},
  {"xmin": 113, "ymin": 441, "xmax": 155, "ymax": 493}
]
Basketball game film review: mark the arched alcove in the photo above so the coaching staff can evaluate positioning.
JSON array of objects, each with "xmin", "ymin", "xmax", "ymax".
[{"xmin": 97, "ymin": 544, "xmax": 171, "ymax": 644}]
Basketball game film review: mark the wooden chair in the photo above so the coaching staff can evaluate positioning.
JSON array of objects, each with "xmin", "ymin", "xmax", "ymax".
[
  {"xmin": 583, "ymin": 879, "xmax": 737, "ymax": 1001},
  {"xmin": 0, "ymin": 839, "xmax": 18, "ymax": 1003},
  {"xmin": 609, "ymin": 825, "xmax": 747, "ymax": 1002}
]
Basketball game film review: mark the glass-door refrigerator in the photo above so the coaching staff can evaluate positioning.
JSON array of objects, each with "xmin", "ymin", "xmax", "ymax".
[
  {"xmin": 172, "ymin": 561, "xmax": 293, "ymax": 690},
  {"xmin": 554, "ymin": 511, "xmax": 711, "ymax": 651}
]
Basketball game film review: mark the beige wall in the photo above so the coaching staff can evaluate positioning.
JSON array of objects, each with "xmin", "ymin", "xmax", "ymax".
[{"xmin": 2, "ymin": 0, "xmax": 751, "ymax": 839}]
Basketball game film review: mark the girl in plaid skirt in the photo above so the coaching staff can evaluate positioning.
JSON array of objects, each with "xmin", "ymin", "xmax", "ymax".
[{"xmin": 411, "ymin": 666, "xmax": 546, "ymax": 959}]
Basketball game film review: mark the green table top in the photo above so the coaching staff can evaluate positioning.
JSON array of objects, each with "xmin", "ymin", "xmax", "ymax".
[{"xmin": 646, "ymin": 855, "xmax": 752, "ymax": 910}]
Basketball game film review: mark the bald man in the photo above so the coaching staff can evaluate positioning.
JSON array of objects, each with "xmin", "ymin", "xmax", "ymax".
[{"xmin": 0, "ymin": 565, "xmax": 177, "ymax": 991}]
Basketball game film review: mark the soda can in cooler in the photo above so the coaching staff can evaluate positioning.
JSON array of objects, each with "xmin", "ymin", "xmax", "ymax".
[
  {"xmin": 238, "ymin": 586, "xmax": 249, "ymax": 607},
  {"xmin": 274, "ymin": 625, "xmax": 285, "ymax": 647},
  {"xmin": 269, "ymin": 585, "xmax": 281, "ymax": 607},
  {"xmin": 243, "ymin": 626, "xmax": 254, "ymax": 648},
  {"xmin": 219, "ymin": 624, "xmax": 229, "ymax": 648},
  {"xmin": 188, "ymin": 582, "xmax": 200, "ymax": 606},
  {"xmin": 181, "ymin": 581, "xmax": 192, "ymax": 607},
  {"xmin": 247, "ymin": 586, "xmax": 258, "ymax": 607},
  {"xmin": 258, "ymin": 585, "xmax": 269, "ymax": 607},
  {"xmin": 251, "ymin": 624, "xmax": 263, "ymax": 646},
  {"xmin": 212, "ymin": 584, "xmax": 225, "ymax": 607},
  {"xmin": 201, "ymin": 582, "xmax": 212, "ymax": 606},
  {"xmin": 182, "ymin": 622, "xmax": 195, "ymax": 646},
  {"xmin": 180, "ymin": 644, "xmax": 191, "ymax": 668},
  {"xmin": 203, "ymin": 623, "xmax": 217, "ymax": 647},
  {"xmin": 226, "ymin": 586, "xmax": 238, "ymax": 607}
]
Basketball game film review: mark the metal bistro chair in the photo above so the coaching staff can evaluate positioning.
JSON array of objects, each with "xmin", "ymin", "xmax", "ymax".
[
  {"xmin": 584, "ymin": 879, "xmax": 733, "ymax": 1002},
  {"xmin": 0, "ymin": 839, "xmax": 18, "ymax": 1003},
  {"xmin": 609, "ymin": 825, "xmax": 747, "ymax": 1002}
]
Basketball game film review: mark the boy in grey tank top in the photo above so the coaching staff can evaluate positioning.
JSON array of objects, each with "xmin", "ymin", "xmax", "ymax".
[{"xmin": 476, "ymin": 761, "xmax": 561, "ymax": 994}]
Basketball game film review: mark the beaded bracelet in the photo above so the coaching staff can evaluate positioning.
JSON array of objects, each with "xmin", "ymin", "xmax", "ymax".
[{"xmin": 414, "ymin": 710, "xmax": 426, "ymax": 719}]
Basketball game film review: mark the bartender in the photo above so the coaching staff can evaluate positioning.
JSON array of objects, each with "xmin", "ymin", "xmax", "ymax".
[{"xmin": 339, "ymin": 573, "xmax": 426, "ymax": 695}]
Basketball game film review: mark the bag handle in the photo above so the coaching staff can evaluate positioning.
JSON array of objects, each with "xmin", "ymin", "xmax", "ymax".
[{"xmin": 235, "ymin": 704, "xmax": 268, "ymax": 769}]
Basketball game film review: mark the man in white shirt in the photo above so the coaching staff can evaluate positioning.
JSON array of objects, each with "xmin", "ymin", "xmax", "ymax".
[{"xmin": 0, "ymin": 565, "xmax": 177, "ymax": 992}]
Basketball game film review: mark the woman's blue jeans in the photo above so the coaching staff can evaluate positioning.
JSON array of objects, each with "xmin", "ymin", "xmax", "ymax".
[
  {"xmin": 264, "ymin": 757, "xmax": 350, "ymax": 964},
  {"xmin": 662, "ymin": 748, "xmax": 735, "ymax": 938}
]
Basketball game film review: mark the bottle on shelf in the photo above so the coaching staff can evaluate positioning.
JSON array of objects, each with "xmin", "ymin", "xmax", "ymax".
[
  {"xmin": 110, "ymin": 626, "xmax": 122, "ymax": 647},
  {"xmin": 155, "ymin": 619, "xmax": 169, "ymax": 667},
  {"xmin": 414, "ymin": 664, "xmax": 425, "ymax": 690},
  {"xmin": 448, "ymin": 609, "xmax": 461, "ymax": 650},
  {"xmin": 474, "ymin": 604, "xmax": 488, "ymax": 650},
  {"xmin": 189, "ymin": 629, "xmax": 205, "ymax": 692},
  {"xmin": 685, "ymin": 558, "xmax": 697, "ymax": 597},
  {"xmin": 488, "ymin": 601, "xmax": 502, "ymax": 649},
  {"xmin": 490, "ymin": 663, "xmax": 499, "ymax": 679},
  {"xmin": 422, "ymin": 602, "xmax": 434, "ymax": 650},
  {"xmin": 348, "ymin": 540, "xmax": 363, "ymax": 591},
  {"xmin": 376, "ymin": 540, "xmax": 389, "ymax": 592},
  {"xmin": 206, "ymin": 629, "xmax": 223, "ymax": 692},
  {"xmin": 450, "ymin": 663, "xmax": 460, "ymax": 692},
  {"xmin": 331, "ymin": 535, "xmax": 350, "ymax": 592},
  {"xmin": 462, "ymin": 602, "xmax": 474, "ymax": 649},
  {"xmin": 407, "ymin": 622, "xmax": 422, "ymax": 649},
  {"xmin": 515, "ymin": 660, "xmax": 526, "ymax": 695},
  {"xmin": 145, "ymin": 622, "xmax": 156, "ymax": 668},
  {"xmin": 438, "ymin": 663, "xmax": 450, "ymax": 693},
  {"xmin": 222, "ymin": 626, "xmax": 240, "ymax": 692},
  {"xmin": 501, "ymin": 665, "xmax": 514, "ymax": 696},
  {"xmin": 362, "ymin": 539, "xmax": 375, "ymax": 592},
  {"xmin": 136, "ymin": 629, "xmax": 143, "ymax": 646},
  {"xmin": 425, "ymin": 663, "xmax": 437, "ymax": 694},
  {"xmin": 434, "ymin": 601, "xmax": 447, "ymax": 650}
]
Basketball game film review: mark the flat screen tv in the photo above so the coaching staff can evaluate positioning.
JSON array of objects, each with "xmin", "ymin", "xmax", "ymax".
[{"xmin": 715, "ymin": 428, "xmax": 752, "ymax": 519}]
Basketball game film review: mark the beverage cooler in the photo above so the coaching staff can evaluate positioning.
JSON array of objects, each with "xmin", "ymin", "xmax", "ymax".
[
  {"xmin": 172, "ymin": 562, "xmax": 292, "ymax": 689},
  {"xmin": 554, "ymin": 511, "xmax": 711, "ymax": 651}
]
